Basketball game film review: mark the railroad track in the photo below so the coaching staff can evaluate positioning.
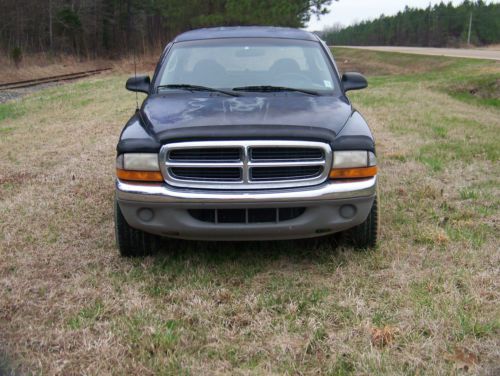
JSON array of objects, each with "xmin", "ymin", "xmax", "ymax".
[{"xmin": 0, "ymin": 67, "xmax": 112, "ymax": 90}]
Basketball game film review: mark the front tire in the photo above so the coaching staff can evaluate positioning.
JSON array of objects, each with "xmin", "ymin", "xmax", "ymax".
[
  {"xmin": 346, "ymin": 195, "xmax": 379, "ymax": 249},
  {"xmin": 114, "ymin": 198, "xmax": 161, "ymax": 257}
]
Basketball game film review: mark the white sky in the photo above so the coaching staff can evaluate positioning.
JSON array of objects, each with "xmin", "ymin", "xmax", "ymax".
[{"xmin": 306, "ymin": 0, "xmax": 499, "ymax": 31}]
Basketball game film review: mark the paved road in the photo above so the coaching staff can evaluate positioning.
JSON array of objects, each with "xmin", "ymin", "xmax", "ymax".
[{"xmin": 337, "ymin": 46, "xmax": 500, "ymax": 61}]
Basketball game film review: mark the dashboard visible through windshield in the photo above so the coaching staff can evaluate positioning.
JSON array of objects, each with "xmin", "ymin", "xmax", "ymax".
[{"xmin": 156, "ymin": 38, "xmax": 339, "ymax": 95}]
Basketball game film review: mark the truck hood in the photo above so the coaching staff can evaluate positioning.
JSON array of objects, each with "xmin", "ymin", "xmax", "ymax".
[{"xmin": 140, "ymin": 94, "xmax": 353, "ymax": 143}]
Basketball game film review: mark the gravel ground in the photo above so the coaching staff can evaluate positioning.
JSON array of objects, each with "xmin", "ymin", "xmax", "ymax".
[{"xmin": 0, "ymin": 82, "xmax": 64, "ymax": 103}]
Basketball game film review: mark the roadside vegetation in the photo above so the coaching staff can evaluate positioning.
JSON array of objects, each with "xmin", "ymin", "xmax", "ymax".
[
  {"xmin": 0, "ymin": 0, "xmax": 331, "ymax": 60},
  {"xmin": 445, "ymin": 75, "xmax": 499, "ymax": 109},
  {"xmin": 0, "ymin": 50, "xmax": 498, "ymax": 375},
  {"xmin": 323, "ymin": 1, "xmax": 500, "ymax": 47}
]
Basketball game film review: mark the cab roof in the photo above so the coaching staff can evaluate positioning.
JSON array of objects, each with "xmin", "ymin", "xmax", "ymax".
[{"xmin": 173, "ymin": 26, "xmax": 319, "ymax": 43}]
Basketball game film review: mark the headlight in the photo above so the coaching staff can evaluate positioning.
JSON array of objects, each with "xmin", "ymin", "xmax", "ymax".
[
  {"xmin": 330, "ymin": 150, "xmax": 377, "ymax": 179},
  {"xmin": 116, "ymin": 153, "xmax": 163, "ymax": 182},
  {"xmin": 123, "ymin": 153, "xmax": 159, "ymax": 171}
]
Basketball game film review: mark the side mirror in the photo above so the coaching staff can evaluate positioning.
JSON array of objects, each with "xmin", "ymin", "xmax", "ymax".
[
  {"xmin": 341, "ymin": 72, "xmax": 368, "ymax": 92},
  {"xmin": 126, "ymin": 75, "xmax": 151, "ymax": 94}
]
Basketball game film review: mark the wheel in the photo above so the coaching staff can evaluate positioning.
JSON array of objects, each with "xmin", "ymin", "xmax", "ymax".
[
  {"xmin": 346, "ymin": 195, "xmax": 379, "ymax": 250},
  {"xmin": 114, "ymin": 198, "xmax": 161, "ymax": 257}
]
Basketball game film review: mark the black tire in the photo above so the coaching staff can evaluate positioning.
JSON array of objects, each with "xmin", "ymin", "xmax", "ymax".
[
  {"xmin": 114, "ymin": 198, "xmax": 161, "ymax": 257},
  {"xmin": 346, "ymin": 195, "xmax": 379, "ymax": 250}
]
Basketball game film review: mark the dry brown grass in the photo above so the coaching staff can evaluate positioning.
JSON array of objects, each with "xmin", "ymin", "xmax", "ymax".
[
  {"xmin": 0, "ymin": 50, "xmax": 499, "ymax": 375},
  {"xmin": 0, "ymin": 54, "xmax": 106, "ymax": 84},
  {"xmin": 478, "ymin": 44, "xmax": 500, "ymax": 51},
  {"xmin": 333, "ymin": 48, "xmax": 459, "ymax": 76},
  {"xmin": 0, "ymin": 53, "xmax": 159, "ymax": 84},
  {"xmin": 110, "ymin": 54, "xmax": 159, "ymax": 75}
]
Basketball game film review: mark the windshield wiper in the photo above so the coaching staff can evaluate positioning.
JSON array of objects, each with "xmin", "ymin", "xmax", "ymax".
[
  {"xmin": 232, "ymin": 85, "xmax": 319, "ymax": 96},
  {"xmin": 157, "ymin": 84, "xmax": 240, "ymax": 97}
]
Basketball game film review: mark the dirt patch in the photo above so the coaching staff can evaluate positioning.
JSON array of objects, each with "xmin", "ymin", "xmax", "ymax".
[
  {"xmin": 0, "ymin": 172, "xmax": 36, "ymax": 186},
  {"xmin": 444, "ymin": 75, "xmax": 500, "ymax": 108},
  {"xmin": 456, "ymin": 77, "xmax": 499, "ymax": 99}
]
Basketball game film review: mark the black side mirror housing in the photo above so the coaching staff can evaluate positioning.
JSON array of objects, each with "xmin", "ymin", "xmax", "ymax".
[
  {"xmin": 342, "ymin": 72, "xmax": 368, "ymax": 92},
  {"xmin": 126, "ymin": 75, "xmax": 151, "ymax": 94}
]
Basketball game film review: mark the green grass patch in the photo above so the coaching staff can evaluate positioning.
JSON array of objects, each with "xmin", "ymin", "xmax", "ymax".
[
  {"xmin": 454, "ymin": 300, "xmax": 500, "ymax": 340},
  {"xmin": 0, "ymin": 102, "xmax": 25, "ymax": 122},
  {"xmin": 0, "ymin": 126, "xmax": 15, "ymax": 134},
  {"xmin": 67, "ymin": 300, "xmax": 104, "ymax": 330},
  {"xmin": 410, "ymin": 280, "xmax": 437, "ymax": 312},
  {"xmin": 418, "ymin": 138, "xmax": 498, "ymax": 172},
  {"xmin": 432, "ymin": 125, "xmax": 447, "ymax": 138},
  {"xmin": 445, "ymin": 222, "xmax": 491, "ymax": 248},
  {"xmin": 113, "ymin": 313, "xmax": 189, "ymax": 374},
  {"xmin": 444, "ymin": 74, "xmax": 500, "ymax": 108},
  {"xmin": 258, "ymin": 276, "xmax": 329, "ymax": 316},
  {"xmin": 328, "ymin": 354, "xmax": 356, "ymax": 376},
  {"xmin": 459, "ymin": 188, "xmax": 479, "ymax": 200}
]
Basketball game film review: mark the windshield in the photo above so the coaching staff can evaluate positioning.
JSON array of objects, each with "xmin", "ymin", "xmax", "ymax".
[{"xmin": 157, "ymin": 38, "xmax": 338, "ymax": 94}]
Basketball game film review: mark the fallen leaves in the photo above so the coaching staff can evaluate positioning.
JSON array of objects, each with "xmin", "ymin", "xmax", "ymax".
[
  {"xmin": 435, "ymin": 231, "xmax": 450, "ymax": 245},
  {"xmin": 370, "ymin": 326, "xmax": 399, "ymax": 348},
  {"xmin": 444, "ymin": 346, "xmax": 479, "ymax": 371}
]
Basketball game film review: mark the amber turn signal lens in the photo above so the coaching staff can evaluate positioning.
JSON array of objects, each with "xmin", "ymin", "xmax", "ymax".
[
  {"xmin": 116, "ymin": 168, "xmax": 164, "ymax": 182},
  {"xmin": 329, "ymin": 166, "xmax": 378, "ymax": 179}
]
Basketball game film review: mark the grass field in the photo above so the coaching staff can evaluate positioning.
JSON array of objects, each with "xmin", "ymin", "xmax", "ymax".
[{"xmin": 0, "ymin": 49, "xmax": 499, "ymax": 375}]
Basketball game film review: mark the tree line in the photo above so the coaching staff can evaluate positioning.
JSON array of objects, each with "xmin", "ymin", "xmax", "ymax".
[
  {"xmin": 0, "ymin": 0, "xmax": 333, "ymax": 60},
  {"xmin": 321, "ymin": 1, "xmax": 500, "ymax": 47}
]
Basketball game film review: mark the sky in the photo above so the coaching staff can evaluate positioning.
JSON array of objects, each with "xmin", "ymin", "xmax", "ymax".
[{"xmin": 306, "ymin": 0, "xmax": 497, "ymax": 31}]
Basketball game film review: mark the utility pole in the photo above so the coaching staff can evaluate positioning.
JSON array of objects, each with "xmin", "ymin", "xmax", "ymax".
[
  {"xmin": 467, "ymin": 12, "xmax": 472, "ymax": 46},
  {"xmin": 49, "ymin": 0, "xmax": 53, "ymax": 51}
]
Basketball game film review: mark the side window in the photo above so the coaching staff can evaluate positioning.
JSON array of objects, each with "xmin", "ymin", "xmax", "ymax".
[
  {"xmin": 320, "ymin": 40, "xmax": 341, "ymax": 77},
  {"xmin": 164, "ymin": 53, "xmax": 178, "ymax": 74}
]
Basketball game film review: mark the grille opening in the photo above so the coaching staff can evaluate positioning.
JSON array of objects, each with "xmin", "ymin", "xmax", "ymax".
[
  {"xmin": 170, "ymin": 167, "xmax": 241, "ymax": 181},
  {"xmin": 188, "ymin": 208, "xmax": 305, "ymax": 224},
  {"xmin": 251, "ymin": 147, "xmax": 324, "ymax": 161},
  {"xmin": 189, "ymin": 209, "xmax": 216, "ymax": 223},
  {"xmin": 218, "ymin": 209, "xmax": 246, "ymax": 223},
  {"xmin": 248, "ymin": 208, "xmax": 276, "ymax": 223},
  {"xmin": 250, "ymin": 166, "xmax": 323, "ymax": 181},
  {"xmin": 279, "ymin": 207, "xmax": 306, "ymax": 221},
  {"xmin": 169, "ymin": 148, "xmax": 240, "ymax": 161}
]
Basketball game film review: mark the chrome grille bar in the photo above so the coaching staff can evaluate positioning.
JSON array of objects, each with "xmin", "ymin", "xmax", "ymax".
[{"xmin": 159, "ymin": 140, "xmax": 332, "ymax": 189}]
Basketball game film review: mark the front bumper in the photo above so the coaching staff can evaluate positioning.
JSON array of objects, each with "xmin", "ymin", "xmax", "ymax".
[{"xmin": 116, "ymin": 177, "xmax": 377, "ymax": 241}]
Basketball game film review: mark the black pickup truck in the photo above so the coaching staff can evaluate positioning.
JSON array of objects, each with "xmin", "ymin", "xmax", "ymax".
[{"xmin": 114, "ymin": 26, "xmax": 378, "ymax": 256}]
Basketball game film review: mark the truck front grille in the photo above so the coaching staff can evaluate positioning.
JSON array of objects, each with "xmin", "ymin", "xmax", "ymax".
[
  {"xmin": 169, "ymin": 148, "xmax": 241, "ymax": 161},
  {"xmin": 250, "ymin": 166, "xmax": 323, "ymax": 181},
  {"xmin": 170, "ymin": 167, "xmax": 242, "ymax": 181},
  {"xmin": 189, "ymin": 207, "xmax": 306, "ymax": 224},
  {"xmin": 160, "ymin": 140, "xmax": 332, "ymax": 189},
  {"xmin": 250, "ymin": 147, "xmax": 323, "ymax": 161}
]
